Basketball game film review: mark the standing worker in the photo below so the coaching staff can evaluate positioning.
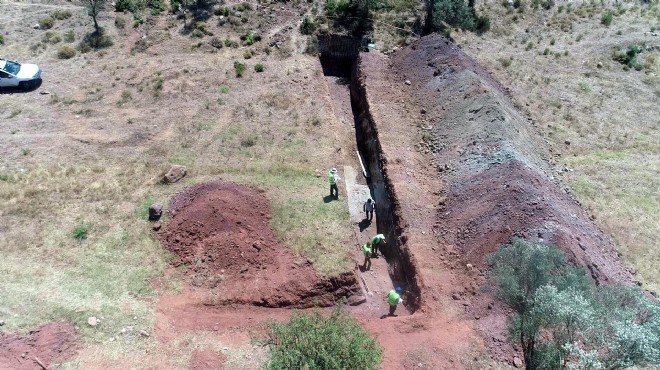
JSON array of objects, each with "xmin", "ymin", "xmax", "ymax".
[
  {"xmin": 387, "ymin": 287, "xmax": 403, "ymax": 316},
  {"xmin": 363, "ymin": 198, "xmax": 375, "ymax": 221},
  {"xmin": 362, "ymin": 242, "xmax": 372, "ymax": 271},
  {"xmin": 371, "ymin": 234, "xmax": 385, "ymax": 256},
  {"xmin": 328, "ymin": 168, "xmax": 341, "ymax": 199}
]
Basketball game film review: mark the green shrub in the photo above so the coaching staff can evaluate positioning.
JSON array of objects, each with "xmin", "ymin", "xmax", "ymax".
[
  {"xmin": 234, "ymin": 62, "xmax": 246, "ymax": 77},
  {"xmin": 499, "ymin": 57, "xmax": 512, "ymax": 67},
  {"xmin": 210, "ymin": 36, "xmax": 223, "ymax": 48},
  {"xmin": 487, "ymin": 239, "xmax": 660, "ymax": 370},
  {"xmin": 0, "ymin": 35, "xmax": 4, "ymax": 45},
  {"xmin": 195, "ymin": 21, "xmax": 209, "ymax": 33},
  {"xmin": 50, "ymin": 9, "xmax": 72, "ymax": 20},
  {"xmin": 474, "ymin": 15, "xmax": 491, "ymax": 33},
  {"xmin": 171, "ymin": 1, "xmax": 181, "ymax": 13},
  {"xmin": 115, "ymin": 0, "xmax": 144, "ymax": 13},
  {"xmin": 264, "ymin": 306, "xmax": 382, "ymax": 370},
  {"xmin": 43, "ymin": 31, "xmax": 62, "ymax": 44},
  {"xmin": 39, "ymin": 17, "xmax": 55, "ymax": 30},
  {"xmin": 73, "ymin": 224, "xmax": 89, "ymax": 240},
  {"xmin": 601, "ymin": 12, "xmax": 613, "ymax": 26},
  {"xmin": 219, "ymin": 86, "xmax": 229, "ymax": 93},
  {"xmin": 147, "ymin": 0, "xmax": 167, "ymax": 13},
  {"xmin": 300, "ymin": 16, "xmax": 317, "ymax": 35},
  {"xmin": 613, "ymin": 45, "xmax": 642, "ymax": 69},
  {"xmin": 64, "ymin": 30, "xmax": 75, "ymax": 42},
  {"xmin": 431, "ymin": 0, "xmax": 476, "ymax": 31},
  {"xmin": 240, "ymin": 135, "xmax": 257, "ymax": 147},
  {"xmin": 254, "ymin": 63, "xmax": 264, "ymax": 72},
  {"xmin": 57, "ymin": 45, "xmax": 76, "ymax": 59}
]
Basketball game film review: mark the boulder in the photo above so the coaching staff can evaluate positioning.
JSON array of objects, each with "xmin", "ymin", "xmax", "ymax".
[
  {"xmin": 149, "ymin": 204, "xmax": 163, "ymax": 220},
  {"xmin": 513, "ymin": 356, "xmax": 523, "ymax": 368},
  {"xmin": 162, "ymin": 165, "xmax": 187, "ymax": 184},
  {"xmin": 347, "ymin": 294, "xmax": 367, "ymax": 306}
]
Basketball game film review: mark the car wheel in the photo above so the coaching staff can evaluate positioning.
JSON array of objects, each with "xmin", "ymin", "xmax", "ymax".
[{"xmin": 19, "ymin": 81, "xmax": 34, "ymax": 90}]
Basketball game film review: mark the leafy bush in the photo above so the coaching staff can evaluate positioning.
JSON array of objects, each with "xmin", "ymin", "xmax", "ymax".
[
  {"xmin": 147, "ymin": 0, "xmax": 167, "ymax": 13},
  {"xmin": 613, "ymin": 45, "xmax": 642, "ymax": 69},
  {"xmin": 300, "ymin": 16, "xmax": 317, "ymax": 35},
  {"xmin": 487, "ymin": 239, "xmax": 660, "ymax": 370},
  {"xmin": 57, "ymin": 45, "xmax": 76, "ymax": 59},
  {"xmin": 64, "ymin": 30, "xmax": 75, "ymax": 42},
  {"xmin": 50, "ymin": 9, "xmax": 72, "ymax": 20},
  {"xmin": 43, "ymin": 31, "xmax": 62, "ymax": 44},
  {"xmin": 254, "ymin": 63, "xmax": 264, "ymax": 72},
  {"xmin": 210, "ymin": 36, "xmax": 223, "ymax": 48},
  {"xmin": 195, "ymin": 21, "xmax": 209, "ymax": 34},
  {"xmin": 39, "ymin": 17, "xmax": 55, "ymax": 30},
  {"xmin": 264, "ymin": 306, "xmax": 382, "ymax": 370},
  {"xmin": 171, "ymin": 1, "xmax": 181, "ymax": 13},
  {"xmin": 234, "ymin": 61, "xmax": 246, "ymax": 77},
  {"xmin": 474, "ymin": 15, "xmax": 491, "ymax": 33},
  {"xmin": 431, "ymin": 0, "xmax": 477, "ymax": 31},
  {"xmin": 115, "ymin": 0, "xmax": 143, "ymax": 13},
  {"xmin": 73, "ymin": 224, "xmax": 89, "ymax": 240},
  {"xmin": 601, "ymin": 12, "xmax": 614, "ymax": 26}
]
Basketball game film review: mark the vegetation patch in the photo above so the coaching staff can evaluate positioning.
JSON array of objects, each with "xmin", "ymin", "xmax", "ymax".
[
  {"xmin": 263, "ymin": 306, "xmax": 382, "ymax": 370},
  {"xmin": 57, "ymin": 45, "xmax": 77, "ymax": 59}
]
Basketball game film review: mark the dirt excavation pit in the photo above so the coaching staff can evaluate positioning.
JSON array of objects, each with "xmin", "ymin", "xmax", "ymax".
[
  {"xmin": 158, "ymin": 182, "xmax": 362, "ymax": 308},
  {"xmin": 0, "ymin": 322, "xmax": 78, "ymax": 370}
]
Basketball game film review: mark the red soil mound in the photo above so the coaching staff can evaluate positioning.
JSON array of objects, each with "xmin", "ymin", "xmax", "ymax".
[
  {"xmin": 0, "ymin": 322, "xmax": 77, "ymax": 370},
  {"xmin": 189, "ymin": 349, "xmax": 227, "ymax": 370},
  {"xmin": 158, "ymin": 182, "xmax": 361, "ymax": 307}
]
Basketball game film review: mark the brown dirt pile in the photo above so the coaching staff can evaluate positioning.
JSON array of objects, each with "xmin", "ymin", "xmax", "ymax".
[
  {"xmin": 158, "ymin": 182, "xmax": 360, "ymax": 307},
  {"xmin": 391, "ymin": 34, "xmax": 633, "ymax": 284},
  {"xmin": 0, "ymin": 322, "xmax": 77, "ymax": 370}
]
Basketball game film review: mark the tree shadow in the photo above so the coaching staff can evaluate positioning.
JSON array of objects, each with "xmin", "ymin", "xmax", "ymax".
[{"xmin": 358, "ymin": 218, "xmax": 371, "ymax": 232}]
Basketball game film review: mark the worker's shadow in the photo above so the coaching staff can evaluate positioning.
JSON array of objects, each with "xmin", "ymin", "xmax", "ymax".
[
  {"xmin": 380, "ymin": 314, "xmax": 398, "ymax": 319},
  {"xmin": 322, "ymin": 195, "xmax": 337, "ymax": 203},
  {"xmin": 358, "ymin": 218, "xmax": 371, "ymax": 232}
]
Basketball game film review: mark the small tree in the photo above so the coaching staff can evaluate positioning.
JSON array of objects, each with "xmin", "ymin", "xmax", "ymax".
[
  {"xmin": 488, "ymin": 239, "xmax": 660, "ymax": 370},
  {"xmin": 264, "ymin": 305, "xmax": 382, "ymax": 370},
  {"xmin": 85, "ymin": 0, "xmax": 105, "ymax": 34}
]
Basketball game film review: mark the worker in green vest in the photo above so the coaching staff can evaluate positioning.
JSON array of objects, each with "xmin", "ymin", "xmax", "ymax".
[
  {"xmin": 371, "ymin": 234, "xmax": 385, "ymax": 256},
  {"xmin": 387, "ymin": 287, "xmax": 403, "ymax": 316},
  {"xmin": 328, "ymin": 168, "xmax": 340, "ymax": 198},
  {"xmin": 362, "ymin": 242, "xmax": 372, "ymax": 271}
]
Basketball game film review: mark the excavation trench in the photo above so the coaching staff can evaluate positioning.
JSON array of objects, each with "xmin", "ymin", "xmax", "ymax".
[{"xmin": 319, "ymin": 35, "xmax": 422, "ymax": 312}]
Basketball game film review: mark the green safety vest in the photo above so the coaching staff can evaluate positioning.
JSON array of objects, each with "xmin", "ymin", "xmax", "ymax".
[
  {"xmin": 388, "ymin": 290, "xmax": 400, "ymax": 305},
  {"xmin": 372, "ymin": 234, "xmax": 385, "ymax": 244},
  {"xmin": 362, "ymin": 244, "xmax": 371, "ymax": 257},
  {"xmin": 328, "ymin": 171, "xmax": 336, "ymax": 185}
]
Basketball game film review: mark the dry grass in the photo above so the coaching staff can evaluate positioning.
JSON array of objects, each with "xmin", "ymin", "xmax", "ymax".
[
  {"xmin": 456, "ymin": 1, "xmax": 660, "ymax": 292},
  {"xmin": 0, "ymin": 0, "xmax": 353, "ymax": 366}
]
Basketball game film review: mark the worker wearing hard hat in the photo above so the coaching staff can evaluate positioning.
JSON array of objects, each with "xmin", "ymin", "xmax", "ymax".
[
  {"xmin": 371, "ymin": 234, "xmax": 385, "ymax": 256},
  {"xmin": 328, "ymin": 167, "xmax": 341, "ymax": 199},
  {"xmin": 387, "ymin": 287, "xmax": 403, "ymax": 316}
]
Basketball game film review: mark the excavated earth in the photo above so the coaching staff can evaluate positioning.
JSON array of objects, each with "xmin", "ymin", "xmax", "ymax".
[
  {"xmin": 0, "ymin": 322, "xmax": 77, "ymax": 370},
  {"xmin": 157, "ymin": 182, "xmax": 361, "ymax": 308},
  {"xmin": 348, "ymin": 34, "xmax": 636, "ymax": 366}
]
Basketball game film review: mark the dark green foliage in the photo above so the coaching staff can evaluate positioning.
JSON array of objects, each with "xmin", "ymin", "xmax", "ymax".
[
  {"xmin": 601, "ymin": 11, "xmax": 613, "ymax": 26},
  {"xmin": 428, "ymin": 0, "xmax": 490, "ymax": 34},
  {"xmin": 254, "ymin": 63, "xmax": 264, "ymax": 72},
  {"xmin": 0, "ymin": 35, "xmax": 4, "ymax": 45},
  {"xmin": 487, "ymin": 239, "xmax": 660, "ymax": 370},
  {"xmin": 300, "ymin": 16, "xmax": 317, "ymax": 35},
  {"xmin": 115, "ymin": 0, "xmax": 144, "ymax": 13},
  {"xmin": 73, "ymin": 224, "xmax": 89, "ymax": 240},
  {"xmin": 324, "ymin": 0, "xmax": 372, "ymax": 36},
  {"xmin": 78, "ymin": 29, "xmax": 113, "ymax": 52},
  {"xmin": 64, "ymin": 30, "xmax": 75, "ymax": 42},
  {"xmin": 613, "ymin": 45, "xmax": 642, "ymax": 70},
  {"xmin": 234, "ymin": 62, "xmax": 246, "ymax": 77},
  {"xmin": 264, "ymin": 306, "xmax": 382, "ymax": 370},
  {"xmin": 147, "ymin": 0, "xmax": 167, "ymax": 13}
]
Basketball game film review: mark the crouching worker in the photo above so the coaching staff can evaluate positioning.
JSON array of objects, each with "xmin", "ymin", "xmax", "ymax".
[
  {"xmin": 371, "ymin": 234, "xmax": 385, "ymax": 256},
  {"xmin": 387, "ymin": 287, "xmax": 403, "ymax": 316},
  {"xmin": 362, "ymin": 242, "xmax": 372, "ymax": 271}
]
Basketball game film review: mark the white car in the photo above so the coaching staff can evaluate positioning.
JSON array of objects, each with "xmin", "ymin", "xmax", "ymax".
[{"xmin": 0, "ymin": 59, "xmax": 42, "ymax": 90}]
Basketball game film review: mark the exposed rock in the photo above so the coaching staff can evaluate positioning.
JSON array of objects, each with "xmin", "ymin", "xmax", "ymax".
[
  {"xmin": 404, "ymin": 80, "xmax": 412, "ymax": 85},
  {"xmin": 452, "ymin": 293, "xmax": 461, "ymax": 300},
  {"xmin": 420, "ymin": 108, "xmax": 427, "ymax": 114},
  {"xmin": 87, "ymin": 317, "xmax": 99, "ymax": 327},
  {"xmin": 513, "ymin": 356, "xmax": 523, "ymax": 368},
  {"xmin": 162, "ymin": 165, "xmax": 187, "ymax": 184},
  {"xmin": 149, "ymin": 204, "xmax": 163, "ymax": 220},
  {"xmin": 140, "ymin": 330, "xmax": 150, "ymax": 337},
  {"xmin": 347, "ymin": 294, "xmax": 367, "ymax": 306},
  {"xmin": 152, "ymin": 222, "xmax": 162, "ymax": 231},
  {"xmin": 0, "ymin": 320, "xmax": 4, "ymax": 326}
]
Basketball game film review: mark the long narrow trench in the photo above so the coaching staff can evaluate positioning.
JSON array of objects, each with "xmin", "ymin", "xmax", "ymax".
[{"xmin": 319, "ymin": 35, "xmax": 421, "ymax": 313}]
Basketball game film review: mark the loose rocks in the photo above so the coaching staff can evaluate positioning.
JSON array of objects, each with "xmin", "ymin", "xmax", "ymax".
[
  {"xmin": 162, "ymin": 165, "xmax": 187, "ymax": 184},
  {"xmin": 149, "ymin": 204, "xmax": 163, "ymax": 220}
]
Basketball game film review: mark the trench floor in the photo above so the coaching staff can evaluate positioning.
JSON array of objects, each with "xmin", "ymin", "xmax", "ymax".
[{"xmin": 325, "ymin": 76, "xmax": 410, "ymax": 317}]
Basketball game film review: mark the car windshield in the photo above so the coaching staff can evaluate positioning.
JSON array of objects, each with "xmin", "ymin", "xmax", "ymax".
[{"xmin": 1, "ymin": 61, "xmax": 21, "ymax": 75}]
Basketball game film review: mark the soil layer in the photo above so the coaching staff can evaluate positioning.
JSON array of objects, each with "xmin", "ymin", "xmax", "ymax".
[
  {"xmin": 0, "ymin": 322, "xmax": 77, "ymax": 370},
  {"xmin": 158, "ymin": 182, "xmax": 361, "ymax": 308}
]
